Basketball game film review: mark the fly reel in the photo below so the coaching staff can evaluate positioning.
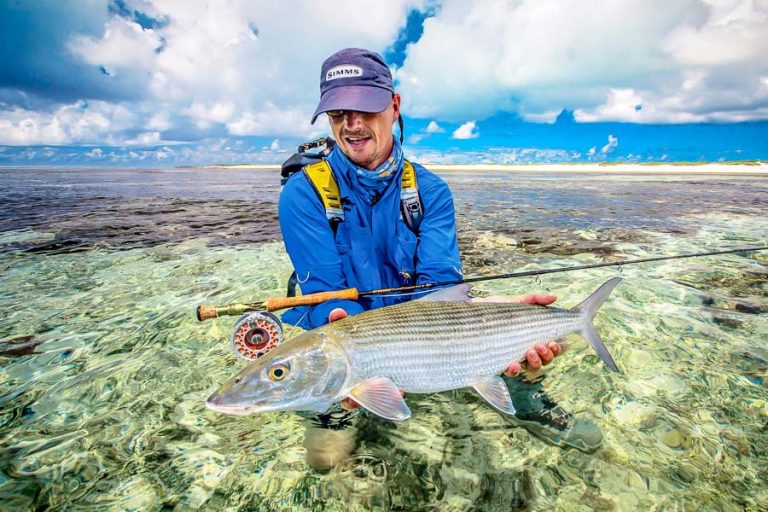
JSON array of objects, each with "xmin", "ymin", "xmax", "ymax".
[{"xmin": 229, "ymin": 311, "xmax": 284, "ymax": 362}]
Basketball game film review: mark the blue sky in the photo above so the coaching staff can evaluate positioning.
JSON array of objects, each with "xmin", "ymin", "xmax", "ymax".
[{"xmin": 1, "ymin": 0, "xmax": 767, "ymax": 166}]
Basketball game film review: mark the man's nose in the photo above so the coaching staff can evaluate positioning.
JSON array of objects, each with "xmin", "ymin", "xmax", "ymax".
[{"xmin": 343, "ymin": 111, "xmax": 364, "ymax": 129}]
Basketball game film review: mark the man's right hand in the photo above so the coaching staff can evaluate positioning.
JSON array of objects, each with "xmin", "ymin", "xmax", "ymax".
[
  {"xmin": 503, "ymin": 341, "xmax": 562, "ymax": 377},
  {"xmin": 328, "ymin": 308, "xmax": 349, "ymax": 323},
  {"xmin": 473, "ymin": 293, "xmax": 562, "ymax": 376}
]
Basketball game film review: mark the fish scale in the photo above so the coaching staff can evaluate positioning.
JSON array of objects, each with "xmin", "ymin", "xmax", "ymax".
[{"xmin": 326, "ymin": 302, "xmax": 584, "ymax": 392}]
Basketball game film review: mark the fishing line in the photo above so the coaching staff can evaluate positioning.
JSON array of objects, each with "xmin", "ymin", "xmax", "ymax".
[
  {"xmin": 199, "ymin": 244, "xmax": 767, "ymax": 362},
  {"xmin": 360, "ymin": 245, "xmax": 768, "ymax": 297},
  {"xmin": 196, "ymin": 244, "xmax": 767, "ymax": 321},
  {"xmin": 370, "ymin": 289, "xmax": 437, "ymax": 299}
]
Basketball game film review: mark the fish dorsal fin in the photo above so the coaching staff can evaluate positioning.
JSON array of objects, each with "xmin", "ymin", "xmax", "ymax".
[
  {"xmin": 348, "ymin": 377, "xmax": 411, "ymax": 421},
  {"xmin": 472, "ymin": 376, "xmax": 516, "ymax": 416},
  {"xmin": 417, "ymin": 284, "xmax": 472, "ymax": 302}
]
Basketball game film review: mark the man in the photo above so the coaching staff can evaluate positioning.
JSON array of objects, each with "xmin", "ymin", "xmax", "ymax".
[{"xmin": 278, "ymin": 48, "xmax": 600, "ymax": 469}]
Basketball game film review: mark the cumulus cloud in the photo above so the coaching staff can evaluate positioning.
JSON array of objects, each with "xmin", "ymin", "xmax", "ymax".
[
  {"xmin": 452, "ymin": 121, "xmax": 479, "ymax": 139},
  {"xmin": 1, "ymin": 138, "xmax": 302, "ymax": 166},
  {"xmin": 68, "ymin": 16, "xmax": 163, "ymax": 73},
  {"xmin": 2, "ymin": 0, "xmax": 768, "ymax": 150},
  {"xmin": 396, "ymin": 0, "xmax": 768, "ymax": 123},
  {"xmin": 0, "ymin": 100, "xmax": 138, "ymax": 145},
  {"xmin": 0, "ymin": 0, "xmax": 424, "ymax": 145},
  {"xmin": 576, "ymin": 89, "xmax": 645, "ymax": 123},
  {"xmin": 101, "ymin": 0, "xmax": 422, "ymax": 136},
  {"xmin": 425, "ymin": 120, "xmax": 445, "ymax": 133},
  {"xmin": 125, "ymin": 131, "xmax": 163, "ymax": 146},
  {"xmin": 226, "ymin": 104, "xmax": 319, "ymax": 137},
  {"xmin": 408, "ymin": 119, "xmax": 446, "ymax": 144},
  {"xmin": 146, "ymin": 111, "xmax": 171, "ymax": 131},
  {"xmin": 409, "ymin": 146, "xmax": 581, "ymax": 164},
  {"xmin": 601, "ymin": 134, "xmax": 619, "ymax": 154}
]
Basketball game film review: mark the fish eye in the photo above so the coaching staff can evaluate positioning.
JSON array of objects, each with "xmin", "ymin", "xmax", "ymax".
[
  {"xmin": 268, "ymin": 363, "xmax": 289, "ymax": 381},
  {"xmin": 234, "ymin": 377, "xmax": 241, "ymax": 384}
]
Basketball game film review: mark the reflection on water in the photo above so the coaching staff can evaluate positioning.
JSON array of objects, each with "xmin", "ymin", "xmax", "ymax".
[
  {"xmin": 0, "ymin": 167, "xmax": 282, "ymax": 253},
  {"xmin": 0, "ymin": 167, "xmax": 767, "ymax": 510}
]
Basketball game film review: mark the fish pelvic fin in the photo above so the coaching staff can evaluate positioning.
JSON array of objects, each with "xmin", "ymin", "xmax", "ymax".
[
  {"xmin": 348, "ymin": 377, "xmax": 411, "ymax": 421},
  {"xmin": 472, "ymin": 376, "xmax": 516, "ymax": 416},
  {"xmin": 572, "ymin": 277, "xmax": 621, "ymax": 372}
]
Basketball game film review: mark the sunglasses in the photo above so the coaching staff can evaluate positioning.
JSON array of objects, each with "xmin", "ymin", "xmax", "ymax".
[
  {"xmin": 326, "ymin": 101, "xmax": 395, "ymax": 120},
  {"xmin": 326, "ymin": 110, "xmax": 348, "ymax": 119}
]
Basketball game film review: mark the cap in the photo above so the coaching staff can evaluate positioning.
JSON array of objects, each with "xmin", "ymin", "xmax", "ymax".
[{"xmin": 311, "ymin": 48, "xmax": 394, "ymax": 124}]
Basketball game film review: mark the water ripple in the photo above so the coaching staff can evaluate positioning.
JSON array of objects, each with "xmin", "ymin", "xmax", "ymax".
[{"xmin": 1, "ymin": 168, "xmax": 767, "ymax": 510}]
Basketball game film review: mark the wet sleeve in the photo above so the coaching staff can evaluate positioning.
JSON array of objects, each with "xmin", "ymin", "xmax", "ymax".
[
  {"xmin": 278, "ymin": 174, "xmax": 364, "ymax": 329},
  {"xmin": 414, "ymin": 174, "xmax": 463, "ymax": 285}
]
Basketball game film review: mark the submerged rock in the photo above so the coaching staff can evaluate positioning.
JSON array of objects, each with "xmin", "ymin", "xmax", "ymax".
[
  {"xmin": 0, "ymin": 335, "xmax": 44, "ymax": 357},
  {"xmin": 735, "ymin": 303, "xmax": 764, "ymax": 314}
]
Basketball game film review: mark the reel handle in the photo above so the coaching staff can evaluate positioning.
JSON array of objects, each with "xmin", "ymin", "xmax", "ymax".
[{"xmin": 264, "ymin": 288, "xmax": 359, "ymax": 311}]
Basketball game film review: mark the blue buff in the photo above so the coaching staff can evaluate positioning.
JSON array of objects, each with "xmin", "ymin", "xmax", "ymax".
[
  {"xmin": 278, "ymin": 145, "xmax": 463, "ymax": 330},
  {"xmin": 342, "ymin": 137, "xmax": 403, "ymax": 201}
]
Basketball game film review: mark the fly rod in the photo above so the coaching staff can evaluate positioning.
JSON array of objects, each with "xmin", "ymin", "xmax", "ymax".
[{"xmin": 196, "ymin": 244, "xmax": 768, "ymax": 321}]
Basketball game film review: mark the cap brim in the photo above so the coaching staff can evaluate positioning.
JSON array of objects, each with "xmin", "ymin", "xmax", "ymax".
[{"xmin": 311, "ymin": 86, "xmax": 393, "ymax": 124}]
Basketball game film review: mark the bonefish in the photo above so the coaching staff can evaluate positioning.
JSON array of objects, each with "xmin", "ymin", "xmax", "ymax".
[{"xmin": 207, "ymin": 278, "xmax": 621, "ymax": 420}]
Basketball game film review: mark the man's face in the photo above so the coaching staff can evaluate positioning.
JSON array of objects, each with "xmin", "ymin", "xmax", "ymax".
[{"xmin": 327, "ymin": 93, "xmax": 401, "ymax": 170}]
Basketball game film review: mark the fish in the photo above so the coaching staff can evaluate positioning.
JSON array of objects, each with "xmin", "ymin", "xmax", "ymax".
[{"xmin": 206, "ymin": 277, "xmax": 621, "ymax": 421}]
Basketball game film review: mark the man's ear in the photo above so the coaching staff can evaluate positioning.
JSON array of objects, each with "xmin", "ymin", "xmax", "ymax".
[{"xmin": 392, "ymin": 93, "xmax": 401, "ymax": 121}]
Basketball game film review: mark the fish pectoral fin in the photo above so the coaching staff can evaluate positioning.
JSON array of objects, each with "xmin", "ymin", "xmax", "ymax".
[
  {"xmin": 472, "ymin": 376, "xmax": 516, "ymax": 416},
  {"xmin": 348, "ymin": 377, "xmax": 411, "ymax": 421}
]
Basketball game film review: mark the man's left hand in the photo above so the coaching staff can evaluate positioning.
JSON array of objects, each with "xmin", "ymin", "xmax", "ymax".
[{"xmin": 471, "ymin": 292, "xmax": 562, "ymax": 377}]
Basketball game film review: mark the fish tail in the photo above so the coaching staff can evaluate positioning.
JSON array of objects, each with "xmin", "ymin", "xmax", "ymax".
[{"xmin": 571, "ymin": 277, "xmax": 621, "ymax": 372}]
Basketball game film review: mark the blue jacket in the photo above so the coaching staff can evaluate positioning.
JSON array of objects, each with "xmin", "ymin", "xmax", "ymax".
[{"xmin": 278, "ymin": 146, "xmax": 463, "ymax": 330}]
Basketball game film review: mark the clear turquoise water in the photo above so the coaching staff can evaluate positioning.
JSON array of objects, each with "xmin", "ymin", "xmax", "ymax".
[{"xmin": 0, "ymin": 168, "xmax": 766, "ymax": 511}]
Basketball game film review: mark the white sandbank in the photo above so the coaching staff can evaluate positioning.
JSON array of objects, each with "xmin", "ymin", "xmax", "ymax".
[{"xmin": 423, "ymin": 162, "xmax": 768, "ymax": 175}]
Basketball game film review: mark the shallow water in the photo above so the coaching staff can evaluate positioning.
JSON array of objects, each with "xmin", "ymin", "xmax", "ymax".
[{"xmin": 1, "ymin": 167, "xmax": 767, "ymax": 511}]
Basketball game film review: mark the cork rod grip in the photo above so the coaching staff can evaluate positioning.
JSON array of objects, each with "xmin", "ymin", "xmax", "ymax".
[
  {"xmin": 265, "ymin": 288, "xmax": 359, "ymax": 312},
  {"xmin": 196, "ymin": 304, "xmax": 219, "ymax": 321}
]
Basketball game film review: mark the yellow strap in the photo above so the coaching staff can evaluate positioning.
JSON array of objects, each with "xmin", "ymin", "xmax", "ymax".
[
  {"xmin": 401, "ymin": 160, "xmax": 416, "ymax": 189},
  {"xmin": 304, "ymin": 159, "xmax": 418, "ymax": 219},
  {"xmin": 304, "ymin": 160, "xmax": 342, "ymax": 213}
]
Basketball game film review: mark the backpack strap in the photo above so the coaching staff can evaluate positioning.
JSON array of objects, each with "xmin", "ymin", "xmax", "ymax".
[
  {"xmin": 303, "ymin": 160, "xmax": 344, "ymax": 225},
  {"xmin": 400, "ymin": 160, "xmax": 423, "ymax": 233},
  {"xmin": 302, "ymin": 158, "xmax": 423, "ymax": 233},
  {"xmin": 290, "ymin": 159, "xmax": 423, "ymax": 298}
]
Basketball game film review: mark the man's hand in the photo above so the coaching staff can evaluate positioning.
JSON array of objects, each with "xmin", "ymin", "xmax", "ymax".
[
  {"xmin": 471, "ymin": 292, "xmax": 562, "ymax": 377},
  {"xmin": 328, "ymin": 308, "xmax": 349, "ymax": 323},
  {"xmin": 503, "ymin": 341, "xmax": 562, "ymax": 377}
]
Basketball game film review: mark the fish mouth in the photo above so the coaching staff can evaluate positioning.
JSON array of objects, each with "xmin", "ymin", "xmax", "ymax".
[
  {"xmin": 206, "ymin": 391, "xmax": 328, "ymax": 417},
  {"xmin": 205, "ymin": 399, "xmax": 258, "ymax": 416},
  {"xmin": 205, "ymin": 389, "xmax": 262, "ymax": 416}
]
